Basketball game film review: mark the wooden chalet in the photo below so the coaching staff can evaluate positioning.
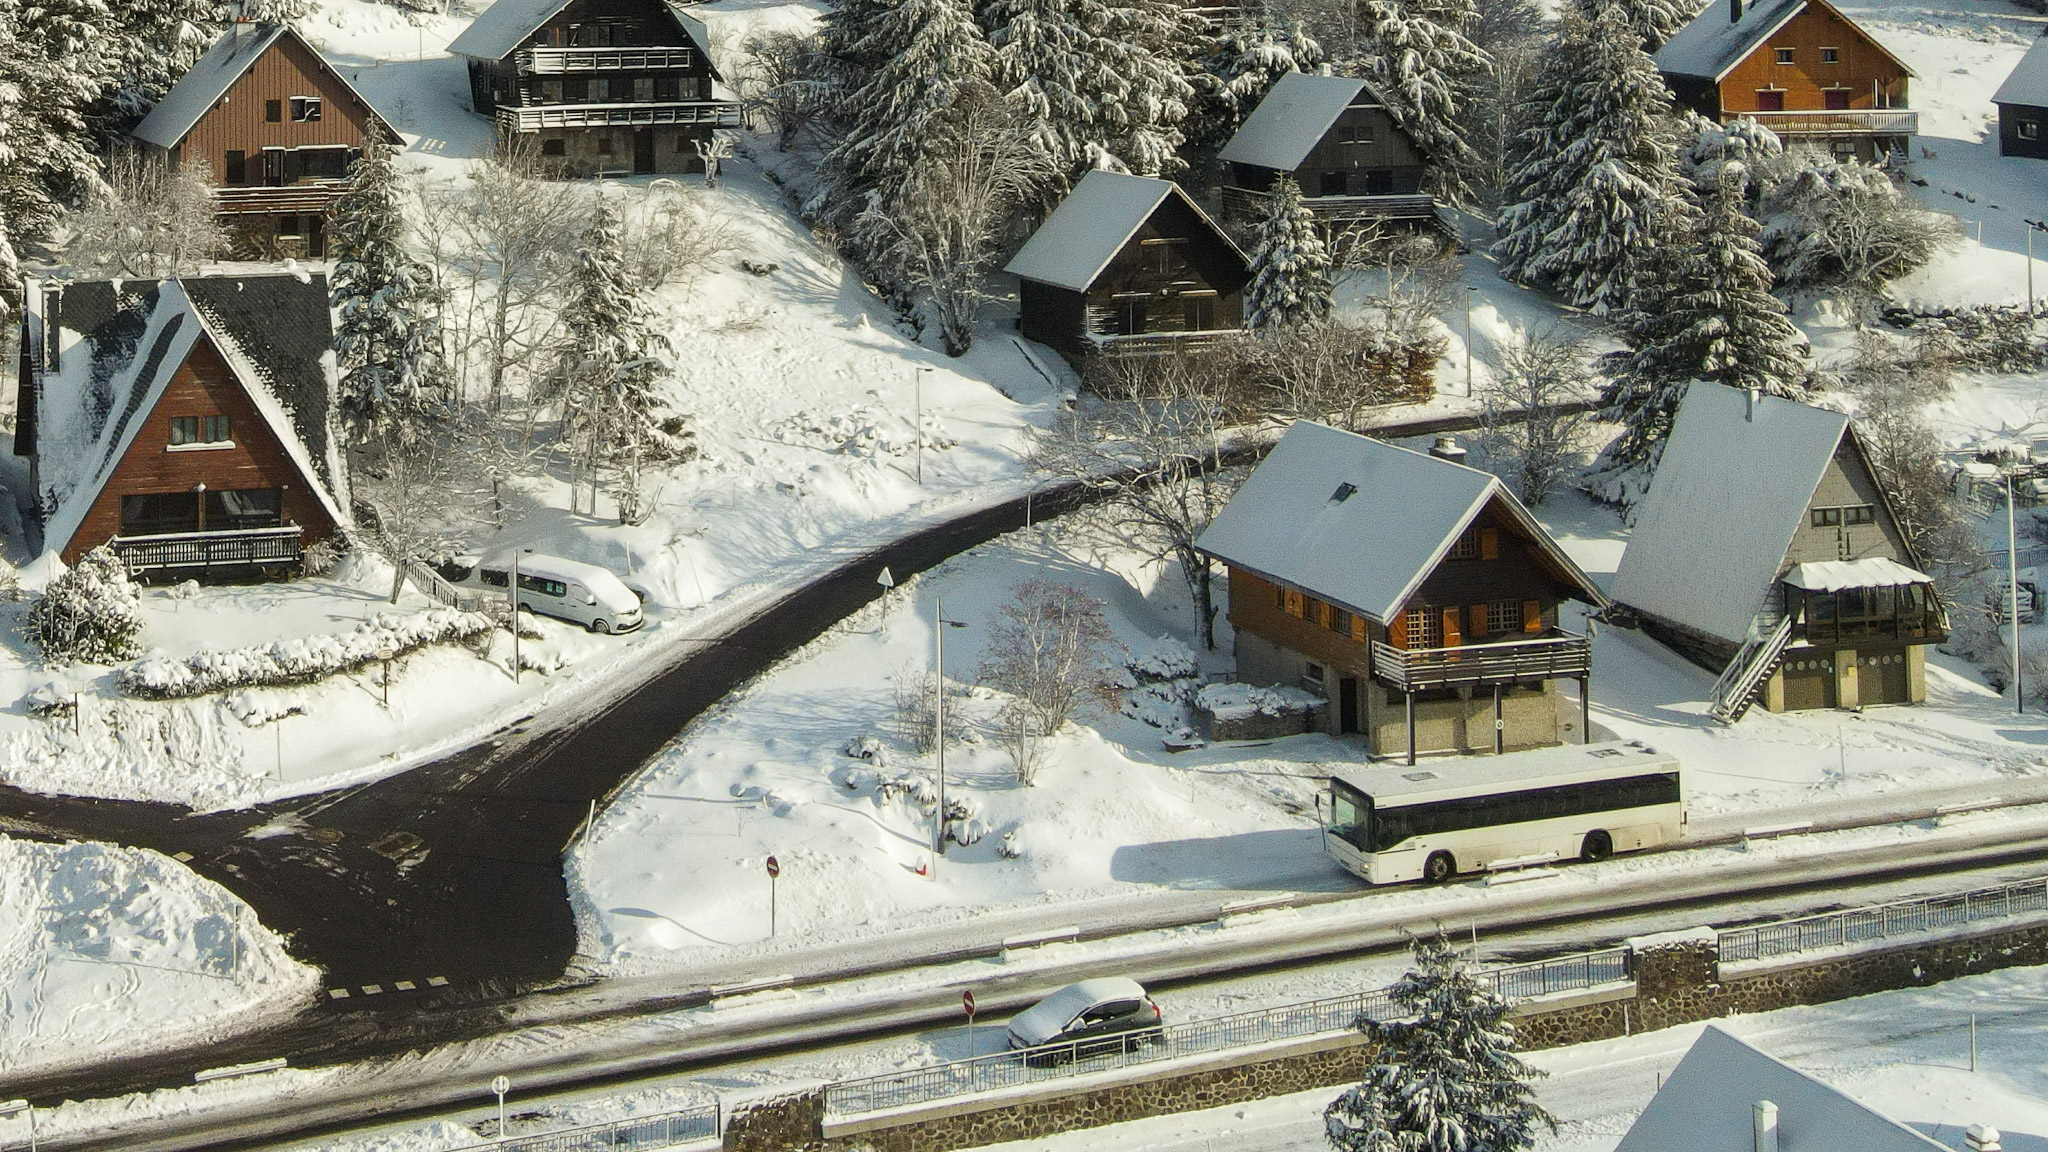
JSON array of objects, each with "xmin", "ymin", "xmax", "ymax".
[
  {"xmin": 449, "ymin": 0, "xmax": 740, "ymax": 177},
  {"xmin": 1005, "ymin": 170, "xmax": 1250, "ymax": 371},
  {"xmin": 1612, "ymin": 386, "xmax": 1946, "ymax": 723},
  {"xmin": 131, "ymin": 22, "xmax": 392, "ymax": 259},
  {"xmin": 1197, "ymin": 422, "xmax": 1608, "ymax": 764},
  {"xmin": 1993, "ymin": 36, "xmax": 2048, "ymax": 160},
  {"xmin": 15, "ymin": 273, "xmax": 349, "ymax": 577},
  {"xmin": 1655, "ymin": 0, "xmax": 1915, "ymax": 163},
  {"xmin": 1216, "ymin": 72, "xmax": 1448, "ymax": 241}
]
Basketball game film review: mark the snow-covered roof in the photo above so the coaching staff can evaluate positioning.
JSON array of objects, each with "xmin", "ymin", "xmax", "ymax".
[
  {"xmin": 1655, "ymin": 0, "xmax": 1909, "ymax": 83},
  {"xmin": 1217, "ymin": 72, "xmax": 1372, "ymax": 172},
  {"xmin": 1783, "ymin": 557, "xmax": 1931, "ymax": 591},
  {"xmin": 133, "ymin": 23, "xmax": 287, "ymax": 149},
  {"xmin": 1993, "ymin": 35, "xmax": 2048, "ymax": 108},
  {"xmin": 1004, "ymin": 171, "xmax": 1241, "ymax": 294},
  {"xmin": 450, "ymin": 0, "xmax": 720, "ymax": 73},
  {"xmin": 1196, "ymin": 422, "xmax": 1604, "ymax": 625},
  {"xmin": 1614, "ymin": 1027, "xmax": 1950, "ymax": 1152},
  {"xmin": 1611, "ymin": 386, "xmax": 1851, "ymax": 645}
]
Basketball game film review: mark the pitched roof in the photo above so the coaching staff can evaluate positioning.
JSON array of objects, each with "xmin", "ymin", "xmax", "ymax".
[
  {"xmin": 449, "ymin": 0, "xmax": 720, "ymax": 75},
  {"xmin": 1004, "ymin": 171, "xmax": 1243, "ymax": 294},
  {"xmin": 133, "ymin": 23, "xmax": 389, "ymax": 149},
  {"xmin": 1993, "ymin": 35, "xmax": 2048, "ymax": 108},
  {"xmin": 1655, "ymin": 0, "xmax": 1910, "ymax": 83},
  {"xmin": 1196, "ymin": 422, "xmax": 1605, "ymax": 624},
  {"xmin": 1611, "ymin": 386, "xmax": 1852, "ymax": 645},
  {"xmin": 1615, "ymin": 1027, "xmax": 1950, "ymax": 1152},
  {"xmin": 28, "ymin": 273, "xmax": 348, "ymax": 558},
  {"xmin": 1218, "ymin": 72, "xmax": 1375, "ymax": 172}
]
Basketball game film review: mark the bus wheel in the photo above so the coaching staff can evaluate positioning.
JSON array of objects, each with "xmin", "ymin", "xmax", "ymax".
[
  {"xmin": 1580, "ymin": 830, "xmax": 1614, "ymax": 862},
  {"xmin": 1424, "ymin": 851, "xmax": 1456, "ymax": 883}
]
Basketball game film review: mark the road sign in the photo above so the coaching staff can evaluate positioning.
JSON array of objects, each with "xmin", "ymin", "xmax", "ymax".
[
  {"xmin": 766, "ymin": 856, "xmax": 780, "ymax": 879},
  {"xmin": 877, "ymin": 566, "xmax": 896, "ymax": 589},
  {"xmin": 962, "ymin": 990, "xmax": 975, "ymax": 1016},
  {"xmin": 491, "ymin": 1075, "xmax": 509, "ymax": 1095}
]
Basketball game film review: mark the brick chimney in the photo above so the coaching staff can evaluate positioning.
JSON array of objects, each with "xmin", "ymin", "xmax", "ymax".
[
  {"xmin": 1752, "ymin": 1100, "xmax": 1779, "ymax": 1152},
  {"xmin": 1428, "ymin": 434, "xmax": 1467, "ymax": 465},
  {"xmin": 1967, "ymin": 1125, "xmax": 2004, "ymax": 1152},
  {"xmin": 1731, "ymin": 0, "xmax": 1743, "ymax": 22}
]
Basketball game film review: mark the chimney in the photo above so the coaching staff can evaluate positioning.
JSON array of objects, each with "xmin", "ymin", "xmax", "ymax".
[
  {"xmin": 1731, "ymin": 0, "xmax": 1743, "ymax": 22},
  {"xmin": 1752, "ymin": 1101, "xmax": 1779, "ymax": 1152},
  {"xmin": 1429, "ymin": 434, "xmax": 1468, "ymax": 465},
  {"xmin": 1746, "ymin": 387, "xmax": 1760, "ymax": 421},
  {"xmin": 1319, "ymin": 62, "xmax": 1333, "ymax": 77},
  {"xmin": 1968, "ymin": 1125, "xmax": 2004, "ymax": 1152}
]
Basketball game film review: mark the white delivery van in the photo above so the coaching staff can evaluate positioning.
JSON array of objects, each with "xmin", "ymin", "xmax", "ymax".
[{"xmin": 449, "ymin": 553, "xmax": 645, "ymax": 634}]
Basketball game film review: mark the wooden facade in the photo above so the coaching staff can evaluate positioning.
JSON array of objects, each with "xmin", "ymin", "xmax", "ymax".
[
  {"xmin": 1217, "ymin": 75, "xmax": 1447, "ymax": 243},
  {"xmin": 1993, "ymin": 39, "xmax": 2048, "ymax": 161},
  {"xmin": 456, "ymin": 0, "xmax": 739, "ymax": 177}
]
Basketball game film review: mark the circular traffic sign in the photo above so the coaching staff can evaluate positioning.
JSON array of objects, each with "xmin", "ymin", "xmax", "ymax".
[
  {"xmin": 491, "ymin": 1075, "xmax": 510, "ymax": 1095},
  {"xmin": 765, "ymin": 855, "xmax": 780, "ymax": 879},
  {"xmin": 962, "ymin": 990, "xmax": 976, "ymax": 1016}
]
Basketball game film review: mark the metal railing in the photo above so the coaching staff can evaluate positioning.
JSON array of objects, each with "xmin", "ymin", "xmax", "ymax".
[
  {"xmin": 111, "ymin": 525, "xmax": 302, "ymax": 574},
  {"xmin": 497, "ymin": 101, "xmax": 742, "ymax": 131},
  {"xmin": 484, "ymin": 1102, "xmax": 719, "ymax": 1151},
  {"xmin": 404, "ymin": 559, "xmax": 489, "ymax": 613},
  {"xmin": 1740, "ymin": 108, "xmax": 1918, "ymax": 136},
  {"xmin": 822, "ymin": 947, "xmax": 1629, "ymax": 1118},
  {"xmin": 1371, "ymin": 631, "xmax": 1592, "ymax": 691},
  {"xmin": 515, "ymin": 46, "xmax": 696, "ymax": 73},
  {"xmin": 1718, "ymin": 875, "xmax": 2048, "ymax": 963}
]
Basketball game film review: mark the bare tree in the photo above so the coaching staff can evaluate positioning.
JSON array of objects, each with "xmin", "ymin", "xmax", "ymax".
[
  {"xmin": 449, "ymin": 139, "xmax": 585, "ymax": 410},
  {"xmin": 737, "ymin": 28, "xmax": 832, "ymax": 151},
  {"xmin": 621, "ymin": 178, "xmax": 740, "ymax": 294},
  {"xmin": 1261, "ymin": 315, "xmax": 1446, "ymax": 432},
  {"xmin": 353, "ymin": 408, "xmax": 498, "ymax": 603},
  {"xmin": 63, "ymin": 151, "xmax": 227, "ymax": 278},
  {"xmin": 979, "ymin": 579, "xmax": 1125, "ymax": 784},
  {"xmin": 1829, "ymin": 330, "xmax": 1981, "ymax": 577},
  {"xmin": 1475, "ymin": 328, "xmax": 1594, "ymax": 506},
  {"xmin": 1758, "ymin": 147, "xmax": 1959, "ymax": 294}
]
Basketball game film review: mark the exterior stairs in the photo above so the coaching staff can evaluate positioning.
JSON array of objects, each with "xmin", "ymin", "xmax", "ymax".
[{"xmin": 1708, "ymin": 613, "xmax": 1795, "ymax": 725}]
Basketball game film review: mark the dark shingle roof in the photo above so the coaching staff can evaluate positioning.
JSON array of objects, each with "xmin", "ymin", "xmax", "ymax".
[
  {"xmin": 181, "ymin": 273, "xmax": 339, "ymax": 496},
  {"xmin": 1994, "ymin": 35, "xmax": 2048, "ymax": 109},
  {"xmin": 450, "ymin": 0, "xmax": 721, "ymax": 77}
]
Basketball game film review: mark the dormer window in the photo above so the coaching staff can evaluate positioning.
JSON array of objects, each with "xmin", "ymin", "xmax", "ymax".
[{"xmin": 1330, "ymin": 482, "xmax": 1357, "ymax": 503}]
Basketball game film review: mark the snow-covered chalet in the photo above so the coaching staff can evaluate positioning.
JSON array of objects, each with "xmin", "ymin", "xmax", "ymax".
[
  {"xmin": 14, "ymin": 273, "xmax": 349, "ymax": 577},
  {"xmin": 1006, "ymin": 170, "xmax": 1250, "ymax": 373},
  {"xmin": 449, "ymin": 0, "xmax": 740, "ymax": 177},
  {"xmin": 1655, "ymin": 0, "xmax": 1915, "ymax": 163},
  {"xmin": 1992, "ymin": 35, "xmax": 2048, "ymax": 161},
  {"xmin": 130, "ymin": 21, "xmax": 393, "ymax": 260},
  {"xmin": 1197, "ymin": 422, "xmax": 1608, "ymax": 765},
  {"xmin": 1216, "ymin": 72, "xmax": 1449, "ymax": 242},
  {"xmin": 1612, "ymin": 385, "xmax": 1945, "ymax": 723}
]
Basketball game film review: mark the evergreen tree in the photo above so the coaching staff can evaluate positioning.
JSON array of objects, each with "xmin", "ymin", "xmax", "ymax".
[
  {"xmin": 559, "ymin": 204, "xmax": 675, "ymax": 456},
  {"xmin": 104, "ymin": 0, "xmax": 214, "ymax": 122},
  {"xmin": 29, "ymin": 546, "xmax": 145, "ymax": 665},
  {"xmin": 1493, "ymin": 0, "xmax": 1683, "ymax": 316},
  {"xmin": 205, "ymin": 0, "xmax": 311, "ymax": 21},
  {"xmin": 1349, "ymin": 0, "xmax": 1490, "ymax": 204},
  {"xmin": 329, "ymin": 130, "xmax": 442, "ymax": 444},
  {"xmin": 0, "ymin": 0, "xmax": 117, "ymax": 282},
  {"xmin": 1570, "ymin": 0, "xmax": 1703, "ymax": 52},
  {"xmin": 1190, "ymin": 14, "xmax": 1325, "ymax": 159},
  {"xmin": 1326, "ymin": 933, "xmax": 1554, "ymax": 1152},
  {"xmin": 1245, "ymin": 176, "xmax": 1332, "ymax": 331}
]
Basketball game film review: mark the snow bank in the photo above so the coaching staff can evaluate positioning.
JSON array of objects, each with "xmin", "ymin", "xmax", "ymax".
[
  {"xmin": 117, "ymin": 608, "xmax": 493, "ymax": 699},
  {"xmin": 1194, "ymin": 682, "xmax": 1323, "ymax": 722}
]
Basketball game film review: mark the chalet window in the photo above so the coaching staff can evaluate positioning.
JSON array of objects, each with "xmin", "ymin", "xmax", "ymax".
[
  {"xmin": 542, "ymin": 138, "xmax": 567, "ymax": 157},
  {"xmin": 565, "ymin": 77, "xmax": 588, "ymax": 101},
  {"xmin": 2023, "ymin": 120, "xmax": 2042, "ymax": 141},
  {"xmin": 1756, "ymin": 89, "xmax": 1785, "ymax": 112},
  {"xmin": 1843, "ymin": 504, "xmax": 1875, "ymax": 525},
  {"xmin": 1183, "ymin": 295, "xmax": 1216, "ymax": 330},
  {"xmin": 1338, "ymin": 124, "xmax": 1373, "ymax": 145},
  {"xmin": 1448, "ymin": 529, "xmax": 1481, "ymax": 560},
  {"xmin": 598, "ymin": 134, "xmax": 615, "ymax": 155},
  {"xmin": 655, "ymin": 76, "xmax": 680, "ymax": 101},
  {"xmin": 595, "ymin": 78, "xmax": 615, "ymax": 102},
  {"xmin": 1320, "ymin": 171, "xmax": 1349, "ymax": 196},
  {"xmin": 1304, "ymin": 662, "xmax": 1324, "ymax": 687},
  {"xmin": 277, "ymin": 214, "xmax": 304, "ymax": 240},
  {"xmin": 634, "ymin": 77, "xmax": 655, "ymax": 102},
  {"xmin": 1823, "ymin": 88, "xmax": 1851, "ymax": 110},
  {"xmin": 1819, "ymin": 47, "xmax": 1840, "ymax": 64},
  {"xmin": 1811, "ymin": 507, "xmax": 1842, "ymax": 527},
  {"xmin": 299, "ymin": 148, "xmax": 350, "ymax": 179},
  {"xmin": 1774, "ymin": 47, "xmax": 1794, "ymax": 64},
  {"xmin": 542, "ymin": 79, "xmax": 564, "ymax": 103},
  {"xmin": 1404, "ymin": 606, "xmax": 1441, "ymax": 648},
  {"xmin": 1114, "ymin": 298, "xmax": 1147, "ymax": 335},
  {"xmin": 170, "ymin": 415, "xmax": 231, "ymax": 447},
  {"xmin": 122, "ymin": 493, "xmax": 199, "ymax": 536},
  {"xmin": 1141, "ymin": 237, "xmax": 1186, "ymax": 276},
  {"xmin": 1281, "ymin": 588, "xmax": 1305, "ymax": 618},
  {"xmin": 206, "ymin": 489, "xmax": 281, "ymax": 530},
  {"xmin": 265, "ymin": 99, "xmax": 282, "ymax": 122},
  {"xmin": 1488, "ymin": 599, "xmax": 1521, "ymax": 635},
  {"xmin": 291, "ymin": 96, "xmax": 322, "ymax": 123},
  {"xmin": 225, "ymin": 150, "xmax": 247, "ymax": 184}
]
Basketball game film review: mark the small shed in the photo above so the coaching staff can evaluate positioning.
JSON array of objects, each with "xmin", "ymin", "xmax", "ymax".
[{"xmin": 1993, "ymin": 35, "xmax": 2048, "ymax": 160}]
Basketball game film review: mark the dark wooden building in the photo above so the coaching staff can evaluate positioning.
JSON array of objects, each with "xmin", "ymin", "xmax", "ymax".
[
  {"xmin": 1613, "ymin": 386, "xmax": 1946, "ymax": 722},
  {"xmin": 1655, "ymin": 0, "xmax": 1915, "ymax": 163},
  {"xmin": 449, "ymin": 0, "xmax": 741, "ymax": 176},
  {"xmin": 131, "ymin": 22, "xmax": 392, "ymax": 259},
  {"xmin": 16, "ymin": 273, "xmax": 348, "ymax": 576},
  {"xmin": 1004, "ymin": 170, "xmax": 1250, "ymax": 371},
  {"xmin": 1197, "ymin": 422, "xmax": 1607, "ymax": 763},
  {"xmin": 1216, "ymin": 72, "xmax": 1448, "ymax": 240},
  {"xmin": 1993, "ymin": 36, "xmax": 2048, "ymax": 160}
]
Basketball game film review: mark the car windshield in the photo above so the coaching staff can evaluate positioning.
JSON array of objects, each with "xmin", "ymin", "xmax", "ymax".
[{"xmin": 1329, "ymin": 781, "xmax": 1372, "ymax": 852}]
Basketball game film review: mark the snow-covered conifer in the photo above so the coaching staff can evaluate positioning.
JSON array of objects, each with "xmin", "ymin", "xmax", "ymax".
[
  {"xmin": 29, "ymin": 546, "xmax": 145, "ymax": 665},
  {"xmin": 1191, "ymin": 15, "xmax": 1324, "ymax": 156},
  {"xmin": 1349, "ymin": 0, "xmax": 1490, "ymax": 204},
  {"xmin": 104, "ymin": 0, "xmax": 214, "ymax": 122},
  {"xmin": 1244, "ymin": 176, "xmax": 1332, "ymax": 331},
  {"xmin": 329, "ymin": 130, "xmax": 443, "ymax": 443},
  {"xmin": 1571, "ymin": 0, "xmax": 1703, "ymax": 51},
  {"xmin": 204, "ymin": 0, "xmax": 311, "ymax": 22},
  {"xmin": 1325, "ymin": 933, "xmax": 1554, "ymax": 1152},
  {"xmin": 0, "ymin": 0, "xmax": 117, "ymax": 278},
  {"xmin": 1676, "ymin": 166, "xmax": 1806, "ymax": 395},
  {"xmin": 559, "ymin": 204, "xmax": 676, "ymax": 454},
  {"xmin": 1493, "ymin": 0, "xmax": 1683, "ymax": 315}
]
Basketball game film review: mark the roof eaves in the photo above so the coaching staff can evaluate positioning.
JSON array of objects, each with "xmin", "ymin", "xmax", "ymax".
[
  {"xmin": 1367, "ymin": 482, "xmax": 1496, "ymax": 621},
  {"xmin": 1709, "ymin": 2, "xmax": 1809, "ymax": 83},
  {"xmin": 1805, "ymin": 0, "xmax": 1914, "ymax": 78}
]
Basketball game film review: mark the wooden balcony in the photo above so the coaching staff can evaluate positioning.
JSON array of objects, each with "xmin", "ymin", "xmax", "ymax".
[
  {"xmin": 1371, "ymin": 631, "xmax": 1592, "ymax": 692},
  {"xmin": 1084, "ymin": 328, "xmax": 1244, "ymax": 360},
  {"xmin": 1737, "ymin": 109, "xmax": 1918, "ymax": 137},
  {"xmin": 1220, "ymin": 186, "xmax": 1438, "ymax": 224},
  {"xmin": 515, "ymin": 46, "xmax": 695, "ymax": 73},
  {"xmin": 110, "ymin": 526, "xmax": 303, "ymax": 576},
  {"xmin": 212, "ymin": 183, "xmax": 346, "ymax": 215},
  {"xmin": 496, "ymin": 101, "xmax": 742, "ymax": 132}
]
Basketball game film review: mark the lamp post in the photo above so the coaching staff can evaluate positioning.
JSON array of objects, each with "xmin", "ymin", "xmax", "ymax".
[
  {"xmin": 511, "ymin": 548, "xmax": 532, "ymax": 683},
  {"xmin": 2009, "ymin": 461, "xmax": 2024, "ymax": 714},
  {"xmin": 2028, "ymin": 220, "xmax": 2044, "ymax": 318},
  {"xmin": 931, "ymin": 596, "xmax": 968, "ymax": 870},
  {"xmin": 1463, "ymin": 285, "xmax": 1477, "ymax": 398},
  {"xmin": 915, "ymin": 367, "xmax": 933, "ymax": 486},
  {"xmin": 1, "ymin": 1099, "xmax": 37, "ymax": 1152}
]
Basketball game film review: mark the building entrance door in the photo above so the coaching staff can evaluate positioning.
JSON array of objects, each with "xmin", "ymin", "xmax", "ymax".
[
  {"xmin": 1339, "ymin": 677, "xmax": 1360, "ymax": 734},
  {"xmin": 633, "ymin": 129, "xmax": 656, "ymax": 175}
]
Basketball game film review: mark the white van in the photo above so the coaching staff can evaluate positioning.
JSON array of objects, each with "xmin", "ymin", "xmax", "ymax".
[{"xmin": 449, "ymin": 553, "xmax": 645, "ymax": 634}]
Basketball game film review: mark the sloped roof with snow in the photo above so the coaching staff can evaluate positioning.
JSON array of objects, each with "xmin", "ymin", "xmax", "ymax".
[
  {"xmin": 1005, "ymin": 171, "xmax": 1242, "ymax": 294},
  {"xmin": 133, "ymin": 23, "xmax": 288, "ymax": 148},
  {"xmin": 1217, "ymin": 72, "xmax": 1372, "ymax": 172},
  {"xmin": 1993, "ymin": 35, "xmax": 2048, "ymax": 108},
  {"xmin": 450, "ymin": 0, "xmax": 719, "ymax": 73},
  {"xmin": 1657, "ymin": 0, "xmax": 1908, "ymax": 82},
  {"xmin": 1614, "ymin": 1027, "xmax": 1949, "ymax": 1152},
  {"xmin": 1196, "ymin": 422, "xmax": 1604, "ymax": 624},
  {"xmin": 1611, "ymin": 386, "xmax": 1850, "ymax": 645}
]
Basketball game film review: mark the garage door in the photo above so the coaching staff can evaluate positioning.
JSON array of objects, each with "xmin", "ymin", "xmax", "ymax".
[
  {"xmin": 1779, "ymin": 654, "xmax": 1836, "ymax": 711},
  {"xmin": 1861, "ymin": 650, "xmax": 1911, "ymax": 704}
]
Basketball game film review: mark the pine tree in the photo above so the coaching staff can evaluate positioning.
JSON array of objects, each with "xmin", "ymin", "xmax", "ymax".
[
  {"xmin": 29, "ymin": 546, "xmax": 145, "ymax": 665},
  {"xmin": 1325, "ymin": 933, "xmax": 1554, "ymax": 1152},
  {"xmin": 1570, "ymin": 0, "xmax": 1703, "ymax": 52},
  {"xmin": 204, "ymin": 0, "xmax": 311, "ymax": 21},
  {"xmin": 1493, "ymin": 0, "xmax": 1683, "ymax": 316},
  {"xmin": 0, "ymin": 0, "xmax": 117, "ymax": 280},
  {"xmin": 559, "ymin": 204, "xmax": 675, "ymax": 457},
  {"xmin": 329, "ymin": 130, "xmax": 442, "ymax": 444},
  {"xmin": 1245, "ymin": 176, "xmax": 1332, "ymax": 331},
  {"xmin": 1350, "ymin": 0, "xmax": 1490, "ymax": 204},
  {"xmin": 1190, "ymin": 14, "xmax": 1325, "ymax": 159},
  {"xmin": 104, "ymin": 0, "xmax": 214, "ymax": 122}
]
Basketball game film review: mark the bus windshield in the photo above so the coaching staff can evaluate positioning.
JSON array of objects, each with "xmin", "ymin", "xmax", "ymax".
[{"xmin": 1329, "ymin": 781, "xmax": 1372, "ymax": 851}]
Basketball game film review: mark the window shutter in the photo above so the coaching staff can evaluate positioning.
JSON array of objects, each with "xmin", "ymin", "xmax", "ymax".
[
  {"xmin": 1522, "ymin": 600, "xmax": 1543, "ymax": 633},
  {"xmin": 1480, "ymin": 527, "xmax": 1499, "ymax": 560},
  {"xmin": 1468, "ymin": 604, "xmax": 1487, "ymax": 638},
  {"xmin": 1351, "ymin": 615, "xmax": 1367, "ymax": 643},
  {"xmin": 1442, "ymin": 606, "xmax": 1462, "ymax": 648},
  {"xmin": 1390, "ymin": 611, "xmax": 1408, "ymax": 649}
]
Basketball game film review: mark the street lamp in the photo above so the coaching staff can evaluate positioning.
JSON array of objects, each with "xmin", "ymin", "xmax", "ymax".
[
  {"xmin": 915, "ymin": 367, "xmax": 934, "ymax": 486},
  {"xmin": 931, "ymin": 596, "xmax": 969, "ymax": 870},
  {"xmin": 2007, "ymin": 457, "xmax": 2025, "ymax": 714},
  {"xmin": 2027, "ymin": 219, "xmax": 2045, "ymax": 318},
  {"xmin": 511, "ymin": 547, "xmax": 533, "ymax": 683},
  {"xmin": 1463, "ymin": 285, "xmax": 1477, "ymax": 398},
  {"xmin": 0, "ymin": 1099, "xmax": 36, "ymax": 1152}
]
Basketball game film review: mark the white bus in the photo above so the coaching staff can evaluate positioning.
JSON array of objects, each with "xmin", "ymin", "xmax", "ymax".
[{"xmin": 1321, "ymin": 742, "xmax": 1684, "ymax": 884}]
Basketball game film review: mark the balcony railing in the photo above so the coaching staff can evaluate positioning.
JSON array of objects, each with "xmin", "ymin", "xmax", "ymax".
[
  {"xmin": 514, "ymin": 46, "xmax": 695, "ymax": 73},
  {"xmin": 1736, "ymin": 109, "xmax": 1918, "ymax": 137},
  {"xmin": 1083, "ymin": 328, "xmax": 1243, "ymax": 360},
  {"xmin": 1371, "ymin": 631, "xmax": 1592, "ymax": 691},
  {"xmin": 1220, "ymin": 186, "xmax": 1438, "ymax": 223},
  {"xmin": 212, "ymin": 183, "xmax": 347, "ymax": 214},
  {"xmin": 496, "ymin": 101, "xmax": 742, "ymax": 132},
  {"xmin": 110, "ymin": 525, "xmax": 303, "ymax": 575}
]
